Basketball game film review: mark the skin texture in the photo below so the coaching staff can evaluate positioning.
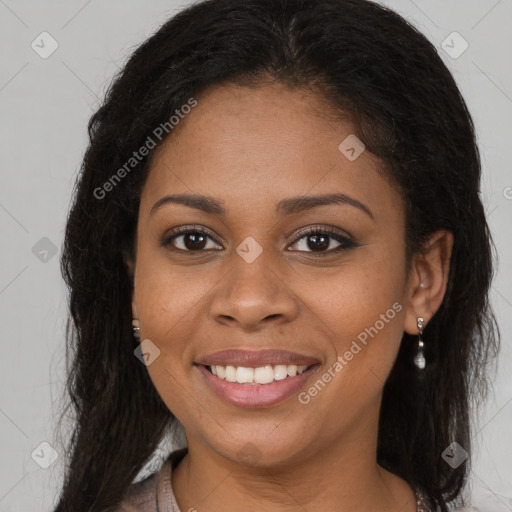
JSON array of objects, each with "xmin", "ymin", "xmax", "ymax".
[{"xmin": 128, "ymin": 81, "xmax": 453, "ymax": 511}]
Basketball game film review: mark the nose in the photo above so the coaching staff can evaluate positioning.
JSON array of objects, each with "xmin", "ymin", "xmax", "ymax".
[{"xmin": 209, "ymin": 249, "xmax": 300, "ymax": 331}]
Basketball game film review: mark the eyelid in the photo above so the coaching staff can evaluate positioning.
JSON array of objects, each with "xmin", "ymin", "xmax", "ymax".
[{"xmin": 290, "ymin": 224, "xmax": 354, "ymax": 242}]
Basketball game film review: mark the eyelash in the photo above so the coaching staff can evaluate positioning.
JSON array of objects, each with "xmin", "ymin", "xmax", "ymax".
[{"xmin": 161, "ymin": 224, "xmax": 357, "ymax": 255}]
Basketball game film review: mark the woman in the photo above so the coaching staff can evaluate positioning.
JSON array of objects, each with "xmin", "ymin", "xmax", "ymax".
[{"xmin": 54, "ymin": 0, "xmax": 500, "ymax": 510}]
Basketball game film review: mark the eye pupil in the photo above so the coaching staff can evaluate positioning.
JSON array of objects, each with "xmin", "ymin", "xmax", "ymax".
[
  {"xmin": 185, "ymin": 233, "xmax": 207, "ymax": 250},
  {"xmin": 308, "ymin": 234, "xmax": 329, "ymax": 251}
]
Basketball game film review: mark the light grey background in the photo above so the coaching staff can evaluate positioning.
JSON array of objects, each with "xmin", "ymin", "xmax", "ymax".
[{"xmin": 0, "ymin": 1, "xmax": 510, "ymax": 511}]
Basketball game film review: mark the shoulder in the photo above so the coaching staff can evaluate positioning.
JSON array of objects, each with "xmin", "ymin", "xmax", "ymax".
[
  {"xmin": 109, "ymin": 467, "xmax": 164, "ymax": 512},
  {"xmin": 414, "ymin": 486, "xmax": 444, "ymax": 512},
  {"xmin": 110, "ymin": 448, "xmax": 186, "ymax": 512}
]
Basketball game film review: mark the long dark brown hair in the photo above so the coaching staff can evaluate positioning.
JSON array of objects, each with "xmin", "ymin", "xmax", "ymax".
[{"xmin": 54, "ymin": 0, "xmax": 500, "ymax": 510}]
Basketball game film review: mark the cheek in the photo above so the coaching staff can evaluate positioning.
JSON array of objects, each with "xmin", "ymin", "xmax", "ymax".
[
  {"xmin": 133, "ymin": 249, "xmax": 214, "ymax": 367},
  {"xmin": 302, "ymin": 246, "xmax": 407, "ymax": 380},
  {"xmin": 133, "ymin": 257, "xmax": 213, "ymax": 419}
]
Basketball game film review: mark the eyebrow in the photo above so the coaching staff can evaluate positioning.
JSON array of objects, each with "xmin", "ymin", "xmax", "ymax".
[{"xmin": 150, "ymin": 192, "xmax": 374, "ymax": 219}]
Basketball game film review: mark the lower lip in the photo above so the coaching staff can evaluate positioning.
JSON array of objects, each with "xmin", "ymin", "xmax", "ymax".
[{"xmin": 196, "ymin": 364, "xmax": 320, "ymax": 408}]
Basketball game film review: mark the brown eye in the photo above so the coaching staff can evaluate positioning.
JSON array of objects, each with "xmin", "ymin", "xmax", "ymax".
[
  {"xmin": 179, "ymin": 232, "xmax": 208, "ymax": 250},
  {"xmin": 162, "ymin": 227, "xmax": 222, "ymax": 252},
  {"xmin": 301, "ymin": 233, "xmax": 334, "ymax": 252},
  {"xmin": 288, "ymin": 227, "xmax": 356, "ymax": 253}
]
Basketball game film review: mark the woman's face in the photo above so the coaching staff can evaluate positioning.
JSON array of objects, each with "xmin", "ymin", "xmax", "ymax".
[{"xmin": 131, "ymin": 81, "xmax": 415, "ymax": 466}]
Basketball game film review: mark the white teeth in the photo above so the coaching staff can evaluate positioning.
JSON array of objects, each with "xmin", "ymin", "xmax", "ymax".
[
  {"xmin": 274, "ymin": 365, "xmax": 288, "ymax": 381},
  {"xmin": 254, "ymin": 365, "xmax": 275, "ymax": 384},
  {"xmin": 225, "ymin": 365, "xmax": 237, "ymax": 382},
  {"xmin": 236, "ymin": 366, "xmax": 254, "ymax": 383},
  {"xmin": 216, "ymin": 365, "xmax": 226, "ymax": 379},
  {"xmin": 208, "ymin": 364, "xmax": 310, "ymax": 384}
]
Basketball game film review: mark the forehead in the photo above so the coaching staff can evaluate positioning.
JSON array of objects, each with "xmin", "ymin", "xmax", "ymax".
[{"xmin": 140, "ymin": 82, "xmax": 403, "ymax": 223}]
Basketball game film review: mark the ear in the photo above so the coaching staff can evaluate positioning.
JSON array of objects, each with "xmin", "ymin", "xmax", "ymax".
[{"xmin": 404, "ymin": 230, "xmax": 454, "ymax": 335}]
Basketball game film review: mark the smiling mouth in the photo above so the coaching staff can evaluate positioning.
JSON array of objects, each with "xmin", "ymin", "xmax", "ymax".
[{"xmin": 202, "ymin": 363, "xmax": 316, "ymax": 385}]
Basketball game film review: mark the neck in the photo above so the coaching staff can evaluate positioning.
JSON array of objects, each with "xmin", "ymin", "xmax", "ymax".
[{"xmin": 171, "ymin": 424, "xmax": 417, "ymax": 511}]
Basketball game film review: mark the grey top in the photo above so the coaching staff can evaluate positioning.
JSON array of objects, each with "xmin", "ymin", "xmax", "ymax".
[{"xmin": 113, "ymin": 449, "xmax": 437, "ymax": 511}]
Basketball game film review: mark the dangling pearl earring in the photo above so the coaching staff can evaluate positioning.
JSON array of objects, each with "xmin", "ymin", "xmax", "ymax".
[
  {"xmin": 413, "ymin": 317, "xmax": 426, "ymax": 370},
  {"xmin": 132, "ymin": 318, "xmax": 140, "ymax": 340}
]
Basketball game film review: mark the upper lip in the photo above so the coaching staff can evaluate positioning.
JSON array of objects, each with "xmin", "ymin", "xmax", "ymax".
[{"xmin": 195, "ymin": 349, "xmax": 320, "ymax": 368}]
